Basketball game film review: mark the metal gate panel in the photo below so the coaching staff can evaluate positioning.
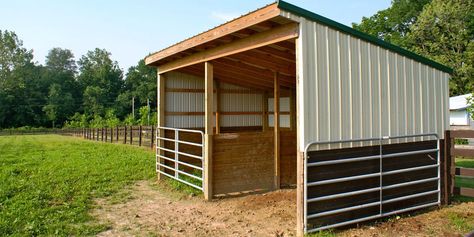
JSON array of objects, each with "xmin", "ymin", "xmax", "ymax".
[
  {"xmin": 156, "ymin": 126, "xmax": 204, "ymax": 190},
  {"xmin": 303, "ymin": 134, "xmax": 440, "ymax": 233}
]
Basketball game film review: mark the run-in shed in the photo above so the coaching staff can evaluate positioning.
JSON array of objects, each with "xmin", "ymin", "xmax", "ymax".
[{"xmin": 145, "ymin": 1, "xmax": 451, "ymax": 235}]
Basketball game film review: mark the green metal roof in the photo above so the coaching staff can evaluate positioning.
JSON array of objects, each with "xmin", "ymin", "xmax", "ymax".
[{"xmin": 277, "ymin": 0, "xmax": 453, "ymax": 74}]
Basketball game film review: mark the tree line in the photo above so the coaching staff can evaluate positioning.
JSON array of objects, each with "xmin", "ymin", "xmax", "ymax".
[
  {"xmin": 1, "ymin": 0, "xmax": 473, "ymax": 129},
  {"xmin": 0, "ymin": 30, "xmax": 157, "ymax": 129}
]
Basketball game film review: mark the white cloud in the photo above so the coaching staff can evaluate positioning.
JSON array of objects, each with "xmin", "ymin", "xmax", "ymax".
[{"xmin": 210, "ymin": 11, "xmax": 240, "ymax": 22}]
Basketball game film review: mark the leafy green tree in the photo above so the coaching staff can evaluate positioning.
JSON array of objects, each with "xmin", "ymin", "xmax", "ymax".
[
  {"xmin": 83, "ymin": 86, "xmax": 106, "ymax": 116},
  {"xmin": 90, "ymin": 114, "xmax": 106, "ymax": 128},
  {"xmin": 408, "ymin": 0, "xmax": 474, "ymax": 95},
  {"xmin": 77, "ymin": 48, "xmax": 123, "ymax": 116},
  {"xmin": 0, "ymin": 30, "xmax": 45, "ymax": 128},
  {"xmin": 123, "ymin": 113, "xmax": 136, "ymax": 126},
  {"xmin": 104, "ymin": 109, "xmax": 120, "ymax": 127},
  {"xmin": 353, "ymin": 0, "xmax": 431, "ymax": 47},
  {"xmin": 123, "ymin": 59, "xmax": 157, "ymax": 107},
  {"xmin": 138, "ymin": 105, "xmax": 151, "ymax": 125},
  {"xmin": 42, "ymin": 83, "xmax": 74, "ymax": 127},
  {"xmin": 64, "ymin": 113, "xmax": 89, "ymax": 128}
]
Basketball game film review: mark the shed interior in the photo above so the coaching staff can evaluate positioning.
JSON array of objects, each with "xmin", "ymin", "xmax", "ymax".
[{"xmin": 147, "ymin": 6, "xmax": 300, "ymax": 197}]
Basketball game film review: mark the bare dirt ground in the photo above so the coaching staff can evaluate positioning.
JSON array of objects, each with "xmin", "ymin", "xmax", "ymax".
[
  {"xmin": 93, "ymin": 181, "xmax": 474, "ymax": 237},
  {"xmin": 93, "ymin": 181, "xmax": 296, "ymax": 237}
]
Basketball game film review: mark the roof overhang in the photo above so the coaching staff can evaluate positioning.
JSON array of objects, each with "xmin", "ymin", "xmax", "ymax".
[{"xmin": 145, "ymin": 0, "xmax": 453, "ymax": 88}]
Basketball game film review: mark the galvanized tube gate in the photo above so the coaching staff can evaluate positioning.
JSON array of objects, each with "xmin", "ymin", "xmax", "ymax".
[
  {"xmin": 303, "ymin": 134, "xmax": 440, "ymax": 233},
  {"xmin": 156, "ymin": 126, "xmax": 204, "ymax": 190}
]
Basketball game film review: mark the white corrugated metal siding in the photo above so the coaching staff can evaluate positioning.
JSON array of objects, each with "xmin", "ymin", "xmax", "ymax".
[
  {"xmin": 281, "ymin": 11, "xmax": 450, "ymax": 151},
  {"xmin": 164, "ymin": 71, "xmax": 264, "ymax": 128}
]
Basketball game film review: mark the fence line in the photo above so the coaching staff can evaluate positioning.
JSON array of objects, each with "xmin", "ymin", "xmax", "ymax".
[
  {"xmin": 445, "ymin": 130, "xmax": 474, "ymax": 198},
  {"xmin": 0, "ymin": 126, "xmax": 157, "ymax": 150}
]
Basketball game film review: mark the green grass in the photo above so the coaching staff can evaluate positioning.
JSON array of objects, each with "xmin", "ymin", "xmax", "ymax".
[
  {"xmin": 0, "ymin": 135, "xmax": 156, "ymax": 236},
  {"xmin": 447, "ymin": 211, "xmax": 473, "ymax": 233},
  {"xmin": 456, "ymin": 177, "xmax": 474, "ymax": 189},
  {"xmin": 456, "ymin": 158, "xmax": 474, "ymax": 168}
]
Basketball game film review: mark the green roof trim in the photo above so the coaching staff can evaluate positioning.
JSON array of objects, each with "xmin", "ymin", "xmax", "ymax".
[{"xmin": 277, "ymin": 0, "xmax": 453, "ymax": 74}]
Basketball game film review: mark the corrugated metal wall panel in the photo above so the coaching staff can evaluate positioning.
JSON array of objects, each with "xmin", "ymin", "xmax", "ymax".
[
  {"xmin": 164, "ymin": 71, "xmax": 264, "ymax": 128},
  {"xmin": 281, "ymin": 11, "xmax": 450, "ymax": 151}
]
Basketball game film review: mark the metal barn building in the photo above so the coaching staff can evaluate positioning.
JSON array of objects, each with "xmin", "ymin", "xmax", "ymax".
[{"xmin": 145, "ymin": 1, "xmax": 452, "ymax": 235}]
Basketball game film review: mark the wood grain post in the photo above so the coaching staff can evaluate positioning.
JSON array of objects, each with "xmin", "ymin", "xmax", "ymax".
[
  {"xmin": 204, "ymin": 62, "xmax": 214, "ymax": 200},
  {"xmin": 101, "ymin": 128, "xmax": 104, "ymax": 142},
  {"xmin": 151, "ymin": 126, "xmax": 155, "ymax": 149},
  {"xmin": 444, "ymin": 130, "xmax": 451, "ymax": 205},
  {"xmin": 215, "ymin": 81, "xmax": 221, "ymax": 134},
  {"xmin": 274, "ymin": 72, "xmax": 281, "ymax": 190},
  {"xmin": 124, "ymin": 126, "xmax": 127, "ymax": 144},
  {"xmin": 139, "ymin": 126, "xmax": 142, "ymax": 146},
  {"xmin": 157, "ymin": 73, "xmax": 166, "ymax": 180},
  {"xmin": 290, "ymin": 89, "xmax": 296, "ymax": 131},
  {"xmin": 130, "ymin": 126, "xmax": 133, "ymax": 145},
  {"xmin": 116, "ymin": 126, "xmax": 119, "ymax": 142},
  {"xmin": 105, "ymin": 127, "xmax": 108, "ymax": 142}
]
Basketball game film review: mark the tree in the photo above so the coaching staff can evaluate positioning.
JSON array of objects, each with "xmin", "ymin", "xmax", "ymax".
[
  {"xmin": 77, "ymin": 48, "xmax": 123, "ymax": 116},
  {"xmin": 42, "ymin": 83, "xmax": 74, "ymax": 127},
  {"xmin": 123, "ymin": 59, "xmax": 157, "ymax": 106},
  {"xmin": 408, "ymin": 0, "xmax": 474, "ymax": 95},
  {"xmin": 352, "ymin": 0, "xmax": 431, "ymax": 48},
  {"xmin": 0, "ymin": 30, "xmax": 44, "ymax": 128},
  {"xmin": 42, "ymin": 48, "xmax": 80, "ymax": 125}
]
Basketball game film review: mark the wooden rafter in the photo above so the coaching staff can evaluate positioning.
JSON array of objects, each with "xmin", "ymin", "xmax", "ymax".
[
  {"xmin": 156, "ymin": 23, "xmax": 299, "ymax": 74},
  {"xmin": 145, "ymin": 3, "xmax": 280, "ymax": 65}
]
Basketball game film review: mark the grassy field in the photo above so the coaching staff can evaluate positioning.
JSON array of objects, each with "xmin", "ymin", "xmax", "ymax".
[
  {"xmin": 0, "ymin": 135, "xmax": 155, "ymax": 236},
  {"xmin": 456, "ymin": 158, "xmax": 474, "ymax": 190}
]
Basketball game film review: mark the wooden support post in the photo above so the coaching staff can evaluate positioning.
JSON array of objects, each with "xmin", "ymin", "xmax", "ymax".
[
  {"xmin": 204, "ymin": 62, "xmax": 214, "ymax": 200},
  {"xmin": 215, "ymin": 81, "xmax": 221, "ymax": 134},
  {"xmin": 262, "ymin": 92, "xmax": 268, "ymax": 132},
  {"xmin": 130, "ymin": 126, "xmax": 133, "ymax": 145},
  {"xmin": 295, "ymin": 39, "xmax": 304, "ymax": 237},
  {"xmin": 157, "ymin": 73, "xmax": 166, "ymax": 180},
  {"xmin": 105, "ymin": 127, "xmax": 108, "ymax": 142},
  {"xmin": 110, "ymin": 127, "xmax": 113, "ymax": 143},
  {"xmin": 102, "ymin": 128, "xmax": 104, "ymax": 142},
  {"xmin": 139, "ymin": 126, "xmax": 142, "ymax": 146},
  {"xmin": 274, "ymin": 72, "xmax": 280, "ymax": 190},
  {"xmin": 290, "ymin": 89, "xmax": 296, "ymax": 131}
]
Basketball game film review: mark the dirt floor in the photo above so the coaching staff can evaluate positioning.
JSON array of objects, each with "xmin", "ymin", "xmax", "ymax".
[
  {"xmin": 93, "ymin": 181, "xmax": 474, "ymax": 237},
  {"xmin": 93, "ymin": 181, "xmax": 296, "ymax": 237}
]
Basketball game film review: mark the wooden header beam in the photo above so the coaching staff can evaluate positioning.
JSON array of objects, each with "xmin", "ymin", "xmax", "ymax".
[
  {"xmin": 157, "ymin": 23, "xmax": 299, "ymax": 74},
  {"xmin": 145, "ymin": 3, "xmax": 280, "ymax": 65}
]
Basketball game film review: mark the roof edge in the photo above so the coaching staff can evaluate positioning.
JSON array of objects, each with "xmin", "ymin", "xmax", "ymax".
[{"xmin": 277, "ymin": 0, "xmax": 453, "ymax": 74}]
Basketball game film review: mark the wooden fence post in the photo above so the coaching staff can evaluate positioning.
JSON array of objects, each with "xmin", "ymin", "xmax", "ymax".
[
  {"xmin": 151, "ymin": 126, "xmax": 155, "ymax": 149},
  {"xmin": 116, "ymin": 126, "xmax": 119, "ymax": 143},
  {"xmin": 101, "ymin": 128, "xmax": 104, "ymax": 142},
  {"xmin": 124, "ymin": 126, "xmax": 127, "ymax": 144},
  {"xmin": 105, "ymin": 127, "xmax": 108, "ymax": 142},
  {"xmin": 130, "ymin": 126, "xmax": 133, "ymax": 145},
  {"xmin": 444, "ymin": 130, "xmax": 451, "ymax": 205},
  {"xmin": 139, "ymin": 126, "xmax": 142, "ymax": 146}
]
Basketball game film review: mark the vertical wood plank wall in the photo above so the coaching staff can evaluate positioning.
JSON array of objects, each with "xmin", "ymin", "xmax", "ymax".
[{"xmin": 212, "ymin": 132, "xmax": 275, "ymax": 195}]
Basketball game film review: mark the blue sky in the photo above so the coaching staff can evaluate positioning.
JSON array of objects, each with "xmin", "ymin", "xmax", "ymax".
[{"xmin": 0, "ymin": 0, "xmax": 391, "ymax": 71}]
